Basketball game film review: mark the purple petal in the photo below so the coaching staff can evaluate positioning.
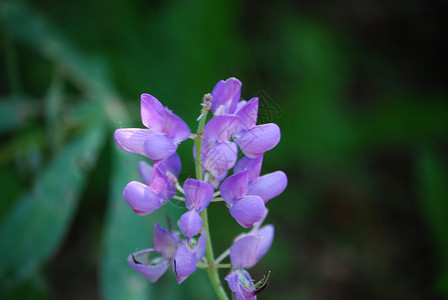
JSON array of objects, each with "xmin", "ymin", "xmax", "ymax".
[
  {"xmin": 161, "ymin": 152, "xmax": 181, "ymax": 177},
  {"xmin": 229, "ymin": 195, "xmax": 265, "ymax": 228},
  {"xmin": 154, "ymin": 223, "xmax": 179, "ymax": 259},
  {"xmin": 140, "ymin": 94, "xmax": 165, "ymax": 132},
  {"xmin": 127, "ymin": 249, "xmax": 169, "ymax": 283},
  {"xmin": 123, "ymin": 181, "xmax": 164, "ymax": 215},
  {"xmin": 204, "ymin": 141, "xmax": 238, "ymax": 177},
  {"xmin": 191, "ymin": 230, "xmax": 207, "ymax": 262},
  {"xmin": 143, "ymin": 133, "xmax": 177, "ymax": 162},
  {"xmin": 235, "ymin": 123, "xmax": 281, "ymax": 158},
  {"xmin": 163, "ymin": 110, "xmax": 191, "ymax": 142},
  {"xmin": 138, "ymin": 161, "xmax": 153, "ymax": 186},
  {"xmin": 172, "ymin": 245, "xmax": 197, "ymax": 284},
  {"xmin": 234, "ymin": 100, "xmax": 247, "ymax": 114},
  {"xmin": 234, "ymin": 156, "xmax": 263, "ymax": 184},
  {"xmin": 255, "ymin": 225, "xmax": 274, "ymax": 263},
  {"xmin": 179, "ymin": 210, "xmax": 203, "ymax": 240},
  {"xmin": 114, "ymin": 128, "xmax": 151, "ymax": 156},
  {"xmin": 211, "ymin": 77, "xmax": 242, "ymax": 115},
  {"xmin": 183, "ymin": 179, "xmax": 214, "ymax": 212},
  {"xmin": 248, "ymin": 171, "xmax": 287, "ymax": 203},
  {"xmin": 204, "ymin": 115, "xmax": 241, "ymax": 143},
  {"xmin": 210, "ymin": 170, "xmax": 228, "ymax": 189},
  {"xmin": 225, "ymin": 269, "xmax": 257, "ymax": 300},
  {"xmin": 236, "ymin": 97, "xmax": 258, "ymax": 130},
  {"xmin": 230, "ymin": 235, "xmax": 261, "ymax": 269},
  {"xmin": 149, "ymin": 164, "xmax": 176, "ymax": 200},
  {"xmin": 220, "ymin": 170, "xmax": 248, "ymax": 204}
]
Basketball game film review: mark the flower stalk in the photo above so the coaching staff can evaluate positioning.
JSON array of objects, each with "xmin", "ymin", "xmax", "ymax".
[{"xmin": 195, "ymin": 94, "xmax": 229, "ymax": 300}]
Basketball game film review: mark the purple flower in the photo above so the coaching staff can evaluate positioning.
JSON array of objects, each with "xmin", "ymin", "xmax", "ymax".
[
  {"xmin": 127, "ymin": 223, "xmax": 179, "ymax": 282},
  {"xmin": 123, "ymin": 164, "xmax": 175, "ymax": 215},
  {"xmin": 211, "ymin": 78, "xmax": 242, "ymax": 116},
  {"xmin": 219, "ymin": 169, "xmax": 266, "ymax": 228},
  {"xmin": 234, "ymin": 156, "xmax": 288, "ymax": 203},
  {"xmin": 114, "ymin": 94, "xmax": 190, "ymax": 163},
  {"xmin": 128, "ymin": 223, "xmax": 207, "ymax": 284},
  {"xmin": 225, "ymin": 217, "xmax": 273, "ymax": 300},
  {"xmin": 178, "ymin": 179, "xmax": 214, "ymax": 239}
]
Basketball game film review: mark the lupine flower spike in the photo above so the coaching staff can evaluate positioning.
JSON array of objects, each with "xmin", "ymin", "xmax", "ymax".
[{"xmin": 114, "ymin": 78, "xmax": 287, "ymax": 299}]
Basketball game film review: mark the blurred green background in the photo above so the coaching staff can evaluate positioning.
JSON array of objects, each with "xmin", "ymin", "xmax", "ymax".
[{"xmin": 1, "ymin": 0, "xmax": 447, "ymax": 299}]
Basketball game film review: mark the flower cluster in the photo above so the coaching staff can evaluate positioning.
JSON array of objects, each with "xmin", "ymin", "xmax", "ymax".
[{"xmin": 114, "ymin": 78, "xmax": 287, "ymax": 299}]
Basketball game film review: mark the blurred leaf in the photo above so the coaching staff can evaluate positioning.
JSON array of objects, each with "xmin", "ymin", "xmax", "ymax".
[
  {"xmin": 100, "ymin": 145, "xmax": 153, "ymax": 300},
  {"xmin": 416, "ymin": 148, "xmax": 448, "ymax": 297},
  {"xmin": 0, "ymin": 98, "xmax": 40, "ymax": 134},
  {"xmin": 45, "ymin": 72, "xmax": 64, "ymax": 152},
  {"xmin": 0, "ymin": 124, "xmax": 105, "ymax": 287}
]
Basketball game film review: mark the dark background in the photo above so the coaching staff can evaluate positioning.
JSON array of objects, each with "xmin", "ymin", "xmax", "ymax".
[{"xmin": 1, "ymin": 0, "xmax": 447, "ymax": 299}]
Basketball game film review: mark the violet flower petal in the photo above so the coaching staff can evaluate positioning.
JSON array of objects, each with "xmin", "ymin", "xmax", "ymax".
[
  {"xmin": 161, "ymin": 152, "xmax": 182, "ymax": 177},
  {"xmin": 179, "ymin": 210, "xmax": 203, "ymax": 240},
  {"xmin": 225, "ymin": 269, "xmax": 257, "ymax": 300},
  {"xmin": 163, "ymin": 110, "xmax": 191, "ymax": 142},
  {"xmin": 229, "ymin": 195, "xmax": 265, "ymax": 228},
  {"xmin": 236, "ymin": 97, "xmax": 258, "ymax": 130},
  {"xmin": 183, "ymin": 179, "xmax": 214, "ymax": 212},
  {"xmin": 248, "ymin": 171, "xmax": 287, "ymax": 203},
  {"xmin": 143, "ymin": 133, "xmax": 177, "ymax": 162},
  {"xmin": 172, "ymin": 245, "xmax": 197, "ymax": 284},
  {"xmin": 220, "ymin": 169, "xmax": 249, "ymax": 204},
  {"xmin": 211, "ymin": 77, "xmax": 242, "ymax": 115},
  {"xmin": 192, "ymin": 230, "xmax": 207, "ymax": 262},
  {"xmin": 138, "ymin": 161, "xmax": 153, "ymax": 186},
  {"xmin": 255, "ymin": 225, "xmax": 274, "ymax": 263},
  {"xmin": 123, "ymin": 181, "xmax": 164, "ymax": 215},
  {"xmin": 153, "ymin": 223, "xmax": 179, "ymax": 259},
  {"xmin": 204, "ymin": 141, "xmax": 238, "ymax": 178},
  {"xmin": 140, "ymin": 94, "xmax": 165, "ymax": 132},
  {"xmin": 114, "ymin": 128, "xmax": 151, "ymax": 156},
  {"xmin": 204, "ymin": 115, "xmax": 241, "ymax": 143},
  {"xmin": 127, "ymin": 249, "xmax": 169, "ymax": 283},
  {"xmin": 230, "ymin": 235, "xmax": 261, "ymax": 269},
  {"xmin": 234, "ymin": 156, "xmax": 263, "ymax": 185},
  {"xmin": 149, "ymin": 164, "xmax": 176, "ymax": 200},
  {"xmin": 235, "ymin": 123, "xmax": 281, "ymax": 158}
]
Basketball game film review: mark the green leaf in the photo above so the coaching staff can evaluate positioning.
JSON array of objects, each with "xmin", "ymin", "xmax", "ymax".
[
  {"xmin": 0, "ymin": 98, "xmax": 39, "ymax": 134},
  {"xmin": 0, "ymin": 125, "xmax": 105, "ymax": 287},
  {"xmin": 416, "ymin": 147, "xmax": 448, "ymax": 297},
  {"xmin": 99, "ymin": 146, "xmax": 152, "ymax": 300}
]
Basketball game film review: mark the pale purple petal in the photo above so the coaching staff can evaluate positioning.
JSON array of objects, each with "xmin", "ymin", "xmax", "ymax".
[
  {"xmin": 255, "ymin": 225, "xmax": 274, "ymax": 263},
  {"xmin": 234, "ymin": 100, "xmax": 247, "ymax": 114},
  {"xmin": 161, "ymin": 152, "xmax": 181, "ymax": 177},
  {"xmin": 138, "ymin": 161, "xmax": 153, "ymax": 185},
  {"xmin": 123, "ymin": 181, "xmax": 164, "ymax": 215},
  {"xmin": 234, "ymin": 156, "xmax": 263, "ymax": 184},
  {"xmin": 172, "ymin": 245, "xmax": 197, "ymax": 284},
  {"xmin": 149, "ymin": 164, "xmax": 176, "ymax": 200},
  {"xmin": 220, "ymin": 169, "xmax": 248, "ymax": 204},
  {"xmin": 248, "ymin": 171, "xmax": 287, "ymax": 203},
  {"xmin": 235, "ymin": 123, "xmax": 281, "ymax": 158},
  {"xmin": 230, "ymin": 235, "xmax": 261, "ymax": 269},
  {"xmin": 204, "ymin": 141, "xmax": 238, "ymax": 178},
  {"xmin": 163, "ymin": 110, "xmax": 191, "ymax": 142},
  {"xmin": 114, "ymin": 128, "xmax": 151, "ymax": 156},
  {"xmin": 127, "ymin": 249, "xmax": 169, "ymax": 283},
  {"xmin": 225, "ymin": 269, "xmax": 257, "ymax": 300},
  {"xmin": 211, "ymin": 77, "xmax": 242, "ymax": 115},
  {"xmin": 154, "ymin": 223, "xmax": 178, "ymax": 259},
  {"xmin": 236, "ymin": 97, "xmax": 258, "ymax": 130},
  {"xmin": 191, "ymin": 230, "xmax": 207, "ymax": 261},
  {"xmin": 230, "ymin": 195, "xmax": 265, "ymax": 228},
  {"xmin": 204, "ymin": 115, "xmax": 241, "ymax": 143},
  {"xmin": 210, "ymin": 170, "xmax": 228, "ymax": 189},
  {"xmin": 143, "ymin": 133, "xmax": 177, "ymax": 162},
  {"xmin": 140, "ymin": 94, "xmax": 164, "ymax": 132},
  {"xmin": 179, "ymin": 210, "xmax": 203, "ymax": 240},
  {"xmin": 183, "ymin": 179, "xmax": 214, "ymax": 212}
]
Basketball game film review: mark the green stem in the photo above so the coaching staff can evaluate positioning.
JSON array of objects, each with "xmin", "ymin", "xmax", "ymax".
[{"xmin": 194, "ymin": 96, "xmax": 229, "ymax": 300}]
